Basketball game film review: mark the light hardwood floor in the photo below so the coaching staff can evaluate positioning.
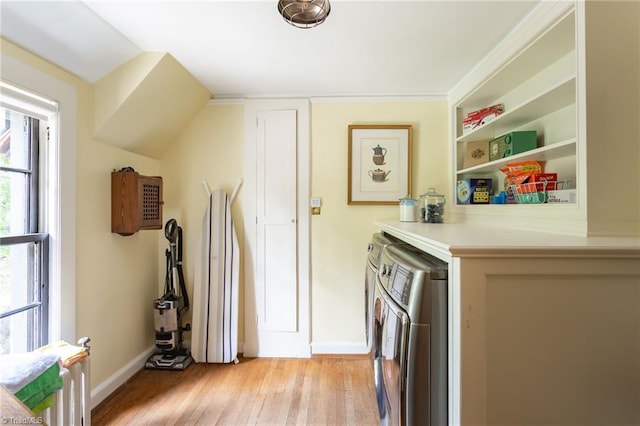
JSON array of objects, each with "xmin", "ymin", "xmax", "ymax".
[{"xmin": 92, "ymin": 355, "xmax": 380, "ymax": 425}]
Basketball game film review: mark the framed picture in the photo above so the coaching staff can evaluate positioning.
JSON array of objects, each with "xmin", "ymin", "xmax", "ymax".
[{"xmin": 348, "ymin": 124, "xmax": 412, "ymax": 205}]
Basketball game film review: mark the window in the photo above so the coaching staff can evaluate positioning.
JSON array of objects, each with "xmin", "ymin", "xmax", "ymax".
[
  {"xmin": 0, "ymin": 104, "xmax": 49, "ymax": 354},
  {"xmin": 1, "ymin": 57, "xmax": 77, "ymax": 351}
]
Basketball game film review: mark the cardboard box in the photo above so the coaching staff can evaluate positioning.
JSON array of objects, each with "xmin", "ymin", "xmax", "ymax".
[
  {"xmin": 547, "ymin": 189, "xmax": 577, "ymax": 203},
  {"xmin": 462, "ymin": 139, "xmax": 490, "ymax": 169},
  {"xmin": 489, "ymin": 131, "xmax": 537, "ymax": 161},
  {"xmin": 462, "ymin": 104, "xmax": 504, "ymax": 133},
  {"xmin": 530, "ymin": 173, "xmax": 557, "ymax": 182},
  {"xmin": 465, "ymin": 104, "xmax": 503, "ymax": 120},
  {"xmin": 456, "ymin": 178, "xmax": 493, "ymax": 204}
]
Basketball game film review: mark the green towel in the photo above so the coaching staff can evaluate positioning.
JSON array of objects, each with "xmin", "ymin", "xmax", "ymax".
[
  {"xmin": 31, "ymin": 393, "xmax": 56, "ymax": 414},
  {"xmin": 0, "ymin": 352, "xmax": 64, "ymax": 412},
  {"xmin": 14, "ymin": 360, "xmax": 63, "ymax": 411}
]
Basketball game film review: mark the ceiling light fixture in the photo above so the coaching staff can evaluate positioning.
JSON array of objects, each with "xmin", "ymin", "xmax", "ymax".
[{"xmin": 277, "ymin": 0, "xmax": 331, "ymax": 29}]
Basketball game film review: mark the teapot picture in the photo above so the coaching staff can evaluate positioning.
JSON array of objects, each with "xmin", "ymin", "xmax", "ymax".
[
  {"xmin": 372, "ymin": 144, "xmax": 387, "ymax": 165},
  {"xmin": 368, "ymin": 168, "xmax": 390, "ymax": 182},
  {"xmin": 372, "ymin": 144, "xmax": 387, "ymax": 156}
]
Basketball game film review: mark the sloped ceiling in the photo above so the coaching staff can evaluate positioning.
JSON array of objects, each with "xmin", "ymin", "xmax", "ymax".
[
  {"xmin": 93, "ymin": 52, "xmax": 211, "ymax": 158},
  {"xmin": 1, "ymin": 1, "xmax": 540, "ymax": 99},
  {"xmin": 1, "ymin": 1, "xmax": 142, "ymax": 83}
]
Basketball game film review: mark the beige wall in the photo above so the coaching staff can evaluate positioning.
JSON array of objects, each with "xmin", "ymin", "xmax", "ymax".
[
  {"xmin": 76, "ymin": 144, "xmax": 160, "ymax": 387},
  {"xmin": 310, "ymin": 100, "xmax": 449, "ymax": 346},
  {"xmin": 163, "ymin": 99, "xmax": 449, "ymax": 350}
]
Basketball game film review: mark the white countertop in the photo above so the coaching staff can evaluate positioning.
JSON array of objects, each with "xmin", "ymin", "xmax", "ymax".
[{"xmin": 376, "ymin": 220, "xmax": 640, "ymax": 262}]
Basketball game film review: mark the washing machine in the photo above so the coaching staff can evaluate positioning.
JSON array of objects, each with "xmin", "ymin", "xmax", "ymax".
[
  {"xmin": 365, "ymin": 232, "xmax": 405, "ymax": 419},
  {"xmin": 373, "ymin": 243, "xmax": 448, "ymax": 426},
  {"xmin": 365, "ymin": 232, "xmax": 404, "ymax": 355}
]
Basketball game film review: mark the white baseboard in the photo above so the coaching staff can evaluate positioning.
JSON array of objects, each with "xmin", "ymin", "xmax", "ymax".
[
  {"xmin": 90, "ymin": 345, "xmax": 156, "ymax": 409},
  {"xmin": 311, "ymin": 342, "xmax": 368, "ymax": 355}
]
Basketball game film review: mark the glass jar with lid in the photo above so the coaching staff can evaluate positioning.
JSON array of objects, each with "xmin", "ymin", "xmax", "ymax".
[
  {"xmin": 398, "ymin": 196, "xmax": 418, "ymax": 222},
  {"xmin": 419, "ymin": 187, "xmax": 445, "ymax": 223}
]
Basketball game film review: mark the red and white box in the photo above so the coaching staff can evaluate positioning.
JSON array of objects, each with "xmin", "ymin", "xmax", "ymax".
[
  {"xmin": 530, "ymin": 172, "xmax": 557, "ymax": 182},
  {"xmin": 530, "ymin": 173, "xmax": 558, "ymax": 190},
  {"xmin": 462, "ymin": 104, "xmax": 504, "ymax": 132}
]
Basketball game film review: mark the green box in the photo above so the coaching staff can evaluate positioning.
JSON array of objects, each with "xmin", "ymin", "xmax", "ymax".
[{"xmin": 488, "ymin": 131, "xmax": 537, "ymax": 161}]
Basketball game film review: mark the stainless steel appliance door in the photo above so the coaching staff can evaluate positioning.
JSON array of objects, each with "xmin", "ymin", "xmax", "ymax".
[
  {"xmin": 365, "ymin": 261, "xmax": 375, "ymax": 355},
  {"xmin": 373, "ymin": 281, "xmax": 387, "ymax": 419},
  {"xmin": 379, "ymin": 282, "xmax": 410, "ymax": 426}
]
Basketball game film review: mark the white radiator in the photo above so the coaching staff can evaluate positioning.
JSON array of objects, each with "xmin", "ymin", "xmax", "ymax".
[
  {"xmin": 44, "ymin": 357, "xmax": 90, "ymax": 426},
  {"xmin": 38, "ymin": 338, "xmax": 91, "ymax": 426}
]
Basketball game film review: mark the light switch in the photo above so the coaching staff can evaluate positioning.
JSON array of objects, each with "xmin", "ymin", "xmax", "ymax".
[{"xmin": 310, "ymin": 198, "xmax": 322, "ymax": 215}]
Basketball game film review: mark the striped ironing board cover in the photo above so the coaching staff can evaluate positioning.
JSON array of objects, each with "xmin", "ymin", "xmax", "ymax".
[{"xmin": 191, "ymin": 188, "xmax": 239, "ymax": 363}]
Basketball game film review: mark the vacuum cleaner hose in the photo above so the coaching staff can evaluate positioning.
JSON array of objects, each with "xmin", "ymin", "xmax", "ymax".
[
  {"xmin": 177, "ymin": 226, "xmax": 189, "ymax": 310},
  {"xmin": 165, "ymin": 219, "xmax": 179, "ymax": 243}
]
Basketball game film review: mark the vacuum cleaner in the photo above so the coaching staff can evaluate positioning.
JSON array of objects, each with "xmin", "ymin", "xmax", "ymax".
[{"xmin": 145, "ymin": 219, "xmax": 193, "ymax": 370}]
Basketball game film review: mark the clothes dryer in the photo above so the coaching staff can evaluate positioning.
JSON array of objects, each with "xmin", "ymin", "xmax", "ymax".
[{"xmin": 373, "ymin": 244, "xmax": 448, "ymax": 426}]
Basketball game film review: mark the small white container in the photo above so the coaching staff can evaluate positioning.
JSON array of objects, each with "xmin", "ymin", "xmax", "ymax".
[{"xmin": 399, "ymin": 196, "xmax": 418, "ymax": 222}]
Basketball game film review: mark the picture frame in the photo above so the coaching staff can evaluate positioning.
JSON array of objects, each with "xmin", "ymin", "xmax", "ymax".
[{"xmin": 348, "ymin": 124, "xmax": 412, "ymax": 205}]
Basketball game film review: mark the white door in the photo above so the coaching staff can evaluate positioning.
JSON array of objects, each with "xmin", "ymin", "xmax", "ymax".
[
  {"xmin": 256, "ymin": 109, "xmax": 297, "ymax": 332},
  {"xmin": 243, "ymin": 99, "xmax": 310, "ymax": 357}
]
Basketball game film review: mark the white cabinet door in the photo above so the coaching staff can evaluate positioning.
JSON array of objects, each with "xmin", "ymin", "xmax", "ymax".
[
  {"xmin": 243, "ymin": 98, "xmax": 311, "ymax": 358},
  {"xmin": 256, "ymin": 109, "xmax": 298, "ymax": 332}
]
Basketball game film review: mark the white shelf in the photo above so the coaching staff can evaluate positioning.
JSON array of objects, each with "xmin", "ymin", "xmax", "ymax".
[
  {"xmin": 456, "ymin": 76, "xmax": 576, "ymax": 143},
  {"xmin": 451, "ymin": 5, "xmax": 578, "ymax": 221},
  {"xmin": 458, "ymin": 11, "xmax": 576, "ymax": 109},
  {"xmin": 457, "ymin": 138, "xmax": 576, "ymax": 175}
]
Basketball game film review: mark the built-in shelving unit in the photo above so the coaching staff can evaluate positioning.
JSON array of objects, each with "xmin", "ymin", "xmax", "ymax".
[{"xmin": 452, "ymin": 8, "xmax": 577, "ymax": 207}]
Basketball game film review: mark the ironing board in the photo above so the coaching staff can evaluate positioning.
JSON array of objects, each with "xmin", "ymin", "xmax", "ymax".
[{"xmin": 191, "ymin": 187, "xmax": 240, "ymax": 363}]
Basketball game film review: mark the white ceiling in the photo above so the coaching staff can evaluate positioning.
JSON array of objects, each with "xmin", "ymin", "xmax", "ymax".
[{"xmin": 1, "ymin": 0, "xmax": 539, "ymax": 99}]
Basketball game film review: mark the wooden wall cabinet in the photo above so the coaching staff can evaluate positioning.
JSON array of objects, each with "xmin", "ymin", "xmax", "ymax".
[{"xmin": 111, "ymin": 170, "xmax": 163, "ymax": 236}]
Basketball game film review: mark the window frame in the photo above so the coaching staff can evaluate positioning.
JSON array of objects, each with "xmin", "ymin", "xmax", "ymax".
[
  {"xmin": 0, "ymin": 66, "xmax": 76, "ymax": 348},
  {"xmin": 0, "ymin": 234, "xmax": 49, "ymax": 348},
  {"xmin": 1, "ymin": 101, "xmax": 50, "ymax": 352}
]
